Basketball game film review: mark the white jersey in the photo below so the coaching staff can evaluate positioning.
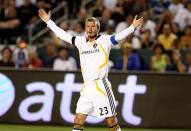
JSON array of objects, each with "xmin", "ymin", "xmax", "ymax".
[
  {"xmin": 47, "ymin": 20, "xmax": 135, "ymax": 82},
  {"xmin": 73, "ymin": 35, "xmax": 112, "ymax": 82}
]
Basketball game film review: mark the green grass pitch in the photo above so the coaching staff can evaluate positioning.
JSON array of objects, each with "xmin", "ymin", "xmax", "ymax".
[{"xmin": 0, "ymin": 124, "xmax": 189, "ymax": 131}]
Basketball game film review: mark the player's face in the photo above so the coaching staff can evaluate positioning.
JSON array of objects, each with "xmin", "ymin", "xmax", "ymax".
[{"xmin": 85, "ymin": 21, "xmax": 99, "ymax": 38}]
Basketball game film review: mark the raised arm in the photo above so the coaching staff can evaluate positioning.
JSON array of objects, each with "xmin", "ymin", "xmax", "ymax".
[
  {"xmin": 38, "ymin": 9, "xmax": 72, "ymax": 44},
  {"xmin": 111, "ymin": 15, "xmax": 143, "ymax": 44}
]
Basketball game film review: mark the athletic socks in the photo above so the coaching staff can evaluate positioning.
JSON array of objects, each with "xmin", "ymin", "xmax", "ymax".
[
  {"xmin": 73, "ymin": 123, "xmax": 84, "ymax": 131},
  {"xmin": 110, "ymin": 124, "xmax": 121, "ymax": 131}
]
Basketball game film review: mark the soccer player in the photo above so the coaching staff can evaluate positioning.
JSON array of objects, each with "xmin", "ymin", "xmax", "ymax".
[{"xmin": 39, "ymin": 9, "xmax": 143, "ymax": 131}]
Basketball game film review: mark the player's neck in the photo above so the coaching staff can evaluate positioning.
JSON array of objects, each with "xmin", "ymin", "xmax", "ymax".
[
  {"xmin": 88, "ymin": 37, "xmax": 96, "ymax": 42},
  {"xmin": 87, "ymin": 34, "xmax": 99, "ymax": 42}
]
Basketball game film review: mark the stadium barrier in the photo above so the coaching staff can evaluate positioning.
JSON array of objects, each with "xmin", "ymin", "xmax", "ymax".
[{"xmin": 0, "ymin": 69, "xmax": 191, "ymax": 128}]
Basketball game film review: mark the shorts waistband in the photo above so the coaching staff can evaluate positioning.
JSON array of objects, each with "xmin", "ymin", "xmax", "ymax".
[{"xmin": 93, "ymin": 77, "xmax": 108, "ymax": 81}]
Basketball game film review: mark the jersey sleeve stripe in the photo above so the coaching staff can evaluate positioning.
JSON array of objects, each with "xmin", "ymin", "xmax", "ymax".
[
  {"xmin": 72, "ymin": 36, "xmax": 76, "ymax": 45},
  {"xmin": 110, "ymin": 35, "xmax": 118, "ymax": 45}
]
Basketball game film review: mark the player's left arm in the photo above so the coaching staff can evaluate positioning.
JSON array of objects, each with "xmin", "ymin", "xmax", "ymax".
[{"xmin": 110, "ymin": 15, "xmax": 143, "ymax": 45}]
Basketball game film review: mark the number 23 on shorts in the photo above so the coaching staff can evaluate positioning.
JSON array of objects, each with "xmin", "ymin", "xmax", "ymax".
[{"xmin": 99, "ymin": 107, "xmax": 108, "ymax": 116}]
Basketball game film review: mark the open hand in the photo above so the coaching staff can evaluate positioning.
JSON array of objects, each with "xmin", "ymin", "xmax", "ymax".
[
  {"xmin": 38, "ymin": 9, "xmax": 51, "ymax": 23},
  {"xmin": 132, "ymin": 15, "xmax": 144, "ymax": 28}
]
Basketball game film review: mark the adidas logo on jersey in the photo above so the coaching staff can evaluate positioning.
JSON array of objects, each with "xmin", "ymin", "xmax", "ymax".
[{"xmin": 93, "ymin": 43, "xmax": 97, "ymax": 48}]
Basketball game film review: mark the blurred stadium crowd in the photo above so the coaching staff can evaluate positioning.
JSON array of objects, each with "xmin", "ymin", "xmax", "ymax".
[{"xmin": 0, "ymin": 0, "xmax": 191, "ymax": 73}]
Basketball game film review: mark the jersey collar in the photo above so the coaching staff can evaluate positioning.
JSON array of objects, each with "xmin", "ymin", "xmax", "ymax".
[{"xmin": 86, "ymin": 35, "xmax": 101, "ymax": 42}]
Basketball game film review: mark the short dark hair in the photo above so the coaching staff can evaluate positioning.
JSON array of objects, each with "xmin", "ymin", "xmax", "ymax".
[
  {"xmin": 185, "ymin": 1, "xmax": 191, "ymax": 8},
  {"xmin": 153, "ymin": 44, "xmax": 165, "ymax": 53},
  {"xmin": 184, "ymin": 25, "xmax": 191, "ymax": 31},
  {"xmin": 1, "ymin": 46, "xmax": 12, "ymax": 55},
  {"xmin": 58, "ymin": 47, "xmax": 69, "ymax": 53}
]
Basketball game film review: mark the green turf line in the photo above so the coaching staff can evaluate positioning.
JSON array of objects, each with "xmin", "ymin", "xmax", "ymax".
[{"xmin": 0, "ymin": 124, "xmax": 189, "ymax": 131}]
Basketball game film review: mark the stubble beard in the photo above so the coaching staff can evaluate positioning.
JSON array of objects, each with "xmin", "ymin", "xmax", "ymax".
[{"xmin": 88, "ymin": 32, "xmax": 98, "ymax": 39}]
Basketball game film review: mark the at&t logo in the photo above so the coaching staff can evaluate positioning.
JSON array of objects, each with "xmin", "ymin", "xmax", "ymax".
[{"xmin": 0, "ymin": 73, "xmax": 15, "ymax": 117}]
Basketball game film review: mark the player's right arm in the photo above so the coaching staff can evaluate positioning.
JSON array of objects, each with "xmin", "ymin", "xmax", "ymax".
[{"xmin": 38, "ymin": 9, "xmax": 72, "ymax": 44}]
